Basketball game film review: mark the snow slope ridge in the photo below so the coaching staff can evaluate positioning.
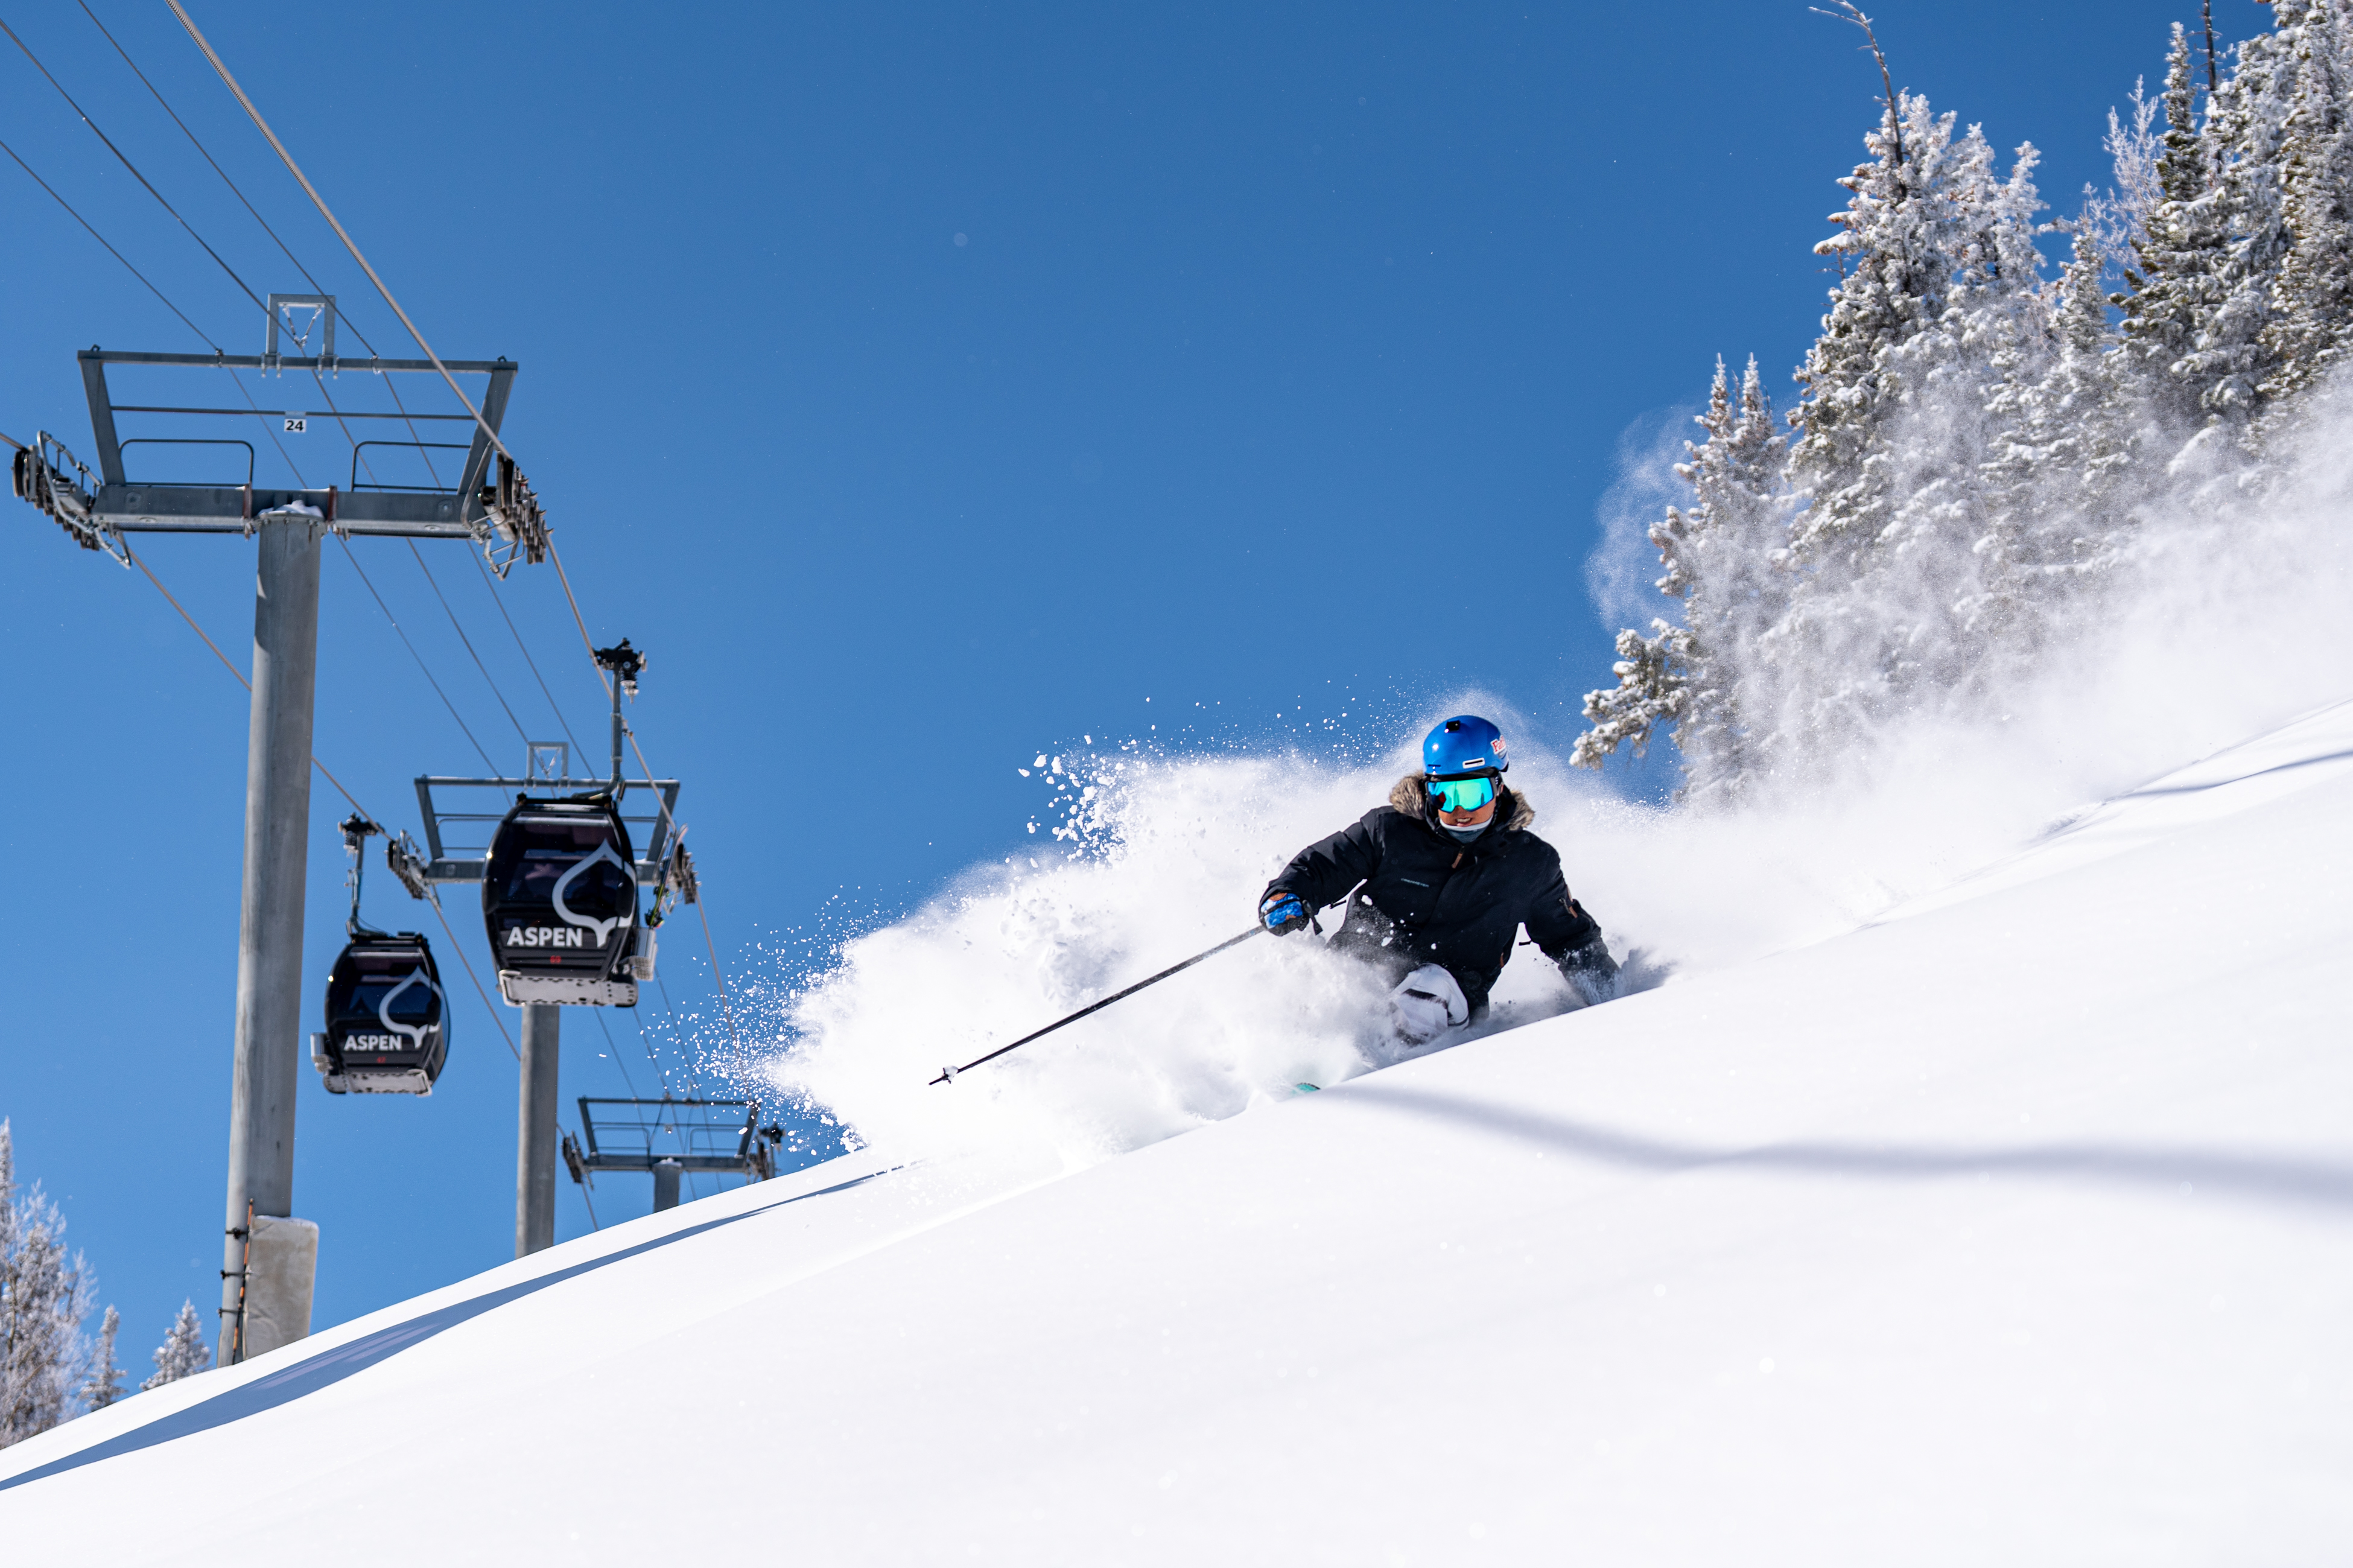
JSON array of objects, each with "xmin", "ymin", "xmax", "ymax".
[
  {"xmin": 1875, "ymin": 693, "xmax": 2353, "ymax": 922},
  {"xmin": 5, "ymin": 701, "xmax": 2351, "ymax": 1564}
]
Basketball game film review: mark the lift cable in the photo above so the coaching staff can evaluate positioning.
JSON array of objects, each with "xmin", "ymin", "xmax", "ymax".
[
  {"xmin": 334, "ymin": 538, "xmax": 501, "ymax": 775},
  {"xmin": 424, "ymin": 896, "xmax": 519, "ymax": 1061},
  {"xmin": 6, "ymin": 89, "xmax": 684, "ymax": 1078},
  {"xmin": 649, "ymin": 974, "xmax": 708, "ymax": 1100},
  {"xmin": 73, "ymin": 0, "xmax": 382, "ymax": 362},
  {"xmin": 468, "ymin": 548, "xmax": 589, "ymax": 760},
  {"xmin": 73, "ymin": 1, "xmax": 469, "ymax": 490},
  {"xmin": 587, "ymin": 1008, "xmax": 644, "ymax": 1100},
  {"xmin": 6, "ymin": 4, "xmax": 465, "ymax": 509},
  {"xmin": 589, "ymin": 1007, "xmax": 664, "ymax": 1105},
  {"xmin": 0, "ymin": 132, "xmax": 218, "ymax": 349},
  {"xmin": 551, "ymin": 540, "xmax": 745, "ymax": 1054},
  {"xmin": 629, "ymin": 976, "xmax": 685, "ymax": 1098},
  {"xmin": 164, "ymin": 2, "xmax": 744, "ymax": 1065},
  {"xmin": 0, "ymin": 13, "xmax": 268, "ymax": 327},
  {"xmin": 407, "ymin": 541, "xmax": 530, "ymax": 746},
  {"xmin": 274, "ymin": 315, "xmax": 536, "ymax": 750},
  {"xmin": 255, "ymin": 317, "xmax": 546, "ymax": 763},
  {"xmin": 94, "ymin": 1, "xmax": 586, "ymax": 779},
  {"xmin": 123, "ymin": 538, "xmax": 247, "ymax": 689},
  {"xmin": 0, "ymin": 116, "xmax": 322, "ymax": 490},
  {"xmin": 690, "ymin": 897, "xmax": 743, "ymax": 1057},
  {"xmin": 272, "ymin": 338, "xmax": 544, "ymax": 760},
  {"xmin": 121, "ymin": 536, "xmax": 363, "ymax": 816},
  {"xmin": 76, "ymin": 0, "xmax": 324, "ymax": 295},
  {"xmin": 0, "ymin": 28, "xmax": 530, "ymax": 1070},
  {"xmin": 168, "ymin": 0, "xmax": 518, "ymax": 468},
  {"xmin": 117, "ymin": 537, "xmax": 521, "ymax": 1060}
]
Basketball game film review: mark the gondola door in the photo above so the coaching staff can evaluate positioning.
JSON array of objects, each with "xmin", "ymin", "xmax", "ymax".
[{"xmin": 482, "ymin": 793, "xmax": 644, "ymax": 1006}]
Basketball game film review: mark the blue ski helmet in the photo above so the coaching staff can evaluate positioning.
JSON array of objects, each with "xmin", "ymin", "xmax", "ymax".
[{"xmin": 1424, "ymin": 715, "xmax": 1508, "ymax": 779}]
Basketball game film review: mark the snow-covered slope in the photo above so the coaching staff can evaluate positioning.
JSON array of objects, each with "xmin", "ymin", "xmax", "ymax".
[{"xmin": 6, "ymin": 702, "xmax": 2352, "ymax": 1565}]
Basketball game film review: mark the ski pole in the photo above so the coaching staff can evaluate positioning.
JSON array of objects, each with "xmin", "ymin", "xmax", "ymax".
[{"xmin": 931, "ymin": 926, "xmax": 1266, "ymax": 1085}]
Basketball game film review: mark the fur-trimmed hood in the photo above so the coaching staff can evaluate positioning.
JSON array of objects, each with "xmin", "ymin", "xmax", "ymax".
[{"xmin": 1389, "ymin": 772, "xmax": 1535, "ymax": 833}]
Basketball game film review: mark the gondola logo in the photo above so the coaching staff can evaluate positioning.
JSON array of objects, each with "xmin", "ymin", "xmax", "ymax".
[
  {"xmin": 375, "ymin": 968, "xmax": 443, "ymax": 1054},
  {"xmin": 550, "ymin": 840, "xmax": 634, "ymax": 946}
]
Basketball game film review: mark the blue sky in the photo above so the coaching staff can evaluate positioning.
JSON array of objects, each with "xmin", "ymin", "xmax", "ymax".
[{"xmin": 0, "ymin": 1, "xmax": 2261, "ymax": 1350}]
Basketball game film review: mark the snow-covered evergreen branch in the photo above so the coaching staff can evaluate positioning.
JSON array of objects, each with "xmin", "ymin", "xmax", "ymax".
[{"xmin": 1579, "ymin": 2, "xmax": 2353, "ymax": 799}]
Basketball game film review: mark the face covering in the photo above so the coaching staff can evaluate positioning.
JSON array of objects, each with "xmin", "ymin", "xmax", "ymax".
[{"xmin": 1441, "ymin": 816, "xmax": 1491, "ymax": 843}]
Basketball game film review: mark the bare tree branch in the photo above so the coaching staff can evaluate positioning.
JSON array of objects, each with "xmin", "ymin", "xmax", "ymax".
[{"xmin": 1812, "ymin": 2, "xmax": 1904, "ymax": 167}]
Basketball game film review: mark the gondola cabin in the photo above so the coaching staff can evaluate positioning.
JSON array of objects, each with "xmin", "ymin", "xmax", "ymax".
[
  {"xmin": 314, "ymin": 935, "xmax": 448, "ymax": 1094},
  {"xmin": 483, "ymin": 793, "xmax": 647, "ymax": 1006}
]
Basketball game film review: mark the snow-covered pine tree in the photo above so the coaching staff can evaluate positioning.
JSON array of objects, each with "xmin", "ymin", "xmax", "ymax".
[
  {"xmin": 1771, "ymin": 77, "xmax": 2051, "ymax": 751},
  {"xmin": 1573, "ymin": 355, "xmax": 1788, "ymax": 798},
  {"xmin": 1675, "ymin": 355, "xmax": 1792, "ymax": 796},
  {"xmin": 1783, "ymin": 90, "xmax": 1978, "ymax": 565},
  {"xmin": 2082, "ymin": 76, "xmax": 2165, "ymax": 287},
  {"xmin": 143, "ymin": 1300, "xmax": 211, "ymax": 1391},
  {"xmin": 1, "ymin": 1120, "xmax": 97, "ymax": 1449},
  {"xmin": 1864, "ymin": 124, "xmax": 2053, "ymax": 700},
  {"xmin": 2115, "ymin": 25, "xmax": 2223, "ymax": 443},
  {"xmin": 2258, "ymin": 0, "xmax": 2353, "ymax": 424},
  {"xmin": 2173, "ymin": 7, "xmax": 2303, "ymax": 452},
  {"xmin": 1972, "ymin": 229, "xmax": 2138, "ymax": 653},
  {"xmin": 81, "ymin": 1304, "xmax": 123, "ymax": 1411},
  {"xmin": 1572, "ymin": 622, "xmax": 1688, "ymax": 772}
]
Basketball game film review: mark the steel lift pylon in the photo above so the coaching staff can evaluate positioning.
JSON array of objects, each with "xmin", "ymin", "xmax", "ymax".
[{"xmin": 12, "ymin": 294, "xmax": 548, "ymax": 1359}]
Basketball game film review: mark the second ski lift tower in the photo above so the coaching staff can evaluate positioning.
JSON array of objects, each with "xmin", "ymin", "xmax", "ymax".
[{"xmin": 414, "ymin": 636, "xmax": 700, "ymax": 1254}]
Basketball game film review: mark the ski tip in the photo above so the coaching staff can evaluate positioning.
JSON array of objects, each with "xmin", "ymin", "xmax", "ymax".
[{"xmin": 1292, "ymin": 1082, "xmax": 1320, "ymax": 1094}]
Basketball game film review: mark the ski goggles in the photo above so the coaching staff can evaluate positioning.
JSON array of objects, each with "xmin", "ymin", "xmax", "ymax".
[{"xmin": 1426, "ymin": 775, "xmax": 1496, "ymax": 814}]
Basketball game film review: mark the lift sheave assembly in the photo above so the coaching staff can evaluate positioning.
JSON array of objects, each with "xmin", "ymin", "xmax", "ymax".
[{"xmin": 483, "ymin": 792, "xmax": 651, "ymax": 1006}]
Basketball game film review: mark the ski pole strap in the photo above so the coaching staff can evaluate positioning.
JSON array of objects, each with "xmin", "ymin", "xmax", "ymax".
[{"xmin": 931, "ymin": 926, "xmax": 1266, "ymax": 1085}]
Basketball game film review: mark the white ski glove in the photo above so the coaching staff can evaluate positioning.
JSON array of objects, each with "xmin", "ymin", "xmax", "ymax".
[{"xmin": 1388, "ymin": 963, "xmax": 1470, "ymax": 1046}]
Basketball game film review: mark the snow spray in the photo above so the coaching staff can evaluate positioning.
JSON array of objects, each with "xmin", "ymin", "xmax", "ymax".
[{"xmin": 720, "ymin": 376, "xmax": 2353, "ymax": 1183}]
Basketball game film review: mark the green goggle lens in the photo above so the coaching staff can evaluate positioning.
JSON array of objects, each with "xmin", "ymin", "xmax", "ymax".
[{"xmin": 1427, "ymin": 776, "xmax": 1495, "ymax": 813}]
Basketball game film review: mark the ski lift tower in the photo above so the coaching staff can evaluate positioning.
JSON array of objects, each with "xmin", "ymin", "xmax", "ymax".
[
  {"xmin": 413, "ymin": 644, "xmax": 695, "ymax": 1257},
  {"xmin": 10, "ymin": 296, "xmax": 547, "ymax": 1361}
]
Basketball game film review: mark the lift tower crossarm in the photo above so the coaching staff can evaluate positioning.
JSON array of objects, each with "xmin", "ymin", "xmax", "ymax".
[
  {"xmin": 58, "ymin": 349, "xmax": 519, "ymax": 541},
  {"xmin": 411, "ymin": 772, "xmax": 682, "ymax": 887},
  {"xmin": 80, "ymin": 350, "xmax": 515, "ymax": 371}
]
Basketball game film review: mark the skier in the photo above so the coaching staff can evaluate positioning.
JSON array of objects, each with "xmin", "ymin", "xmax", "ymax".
[{"xmin": 1257, "ymin": 715, "xmax": 1618, "ymax": 1044}]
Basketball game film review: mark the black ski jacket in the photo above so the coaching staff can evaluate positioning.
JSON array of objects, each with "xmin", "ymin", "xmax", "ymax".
[{"xmin": 1260, "ymin": 774, "xmax": 1602, "ymax": 1012}]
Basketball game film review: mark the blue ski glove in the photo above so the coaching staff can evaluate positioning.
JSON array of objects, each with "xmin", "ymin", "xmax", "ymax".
[{"xmin": 1259, "ymin": 892, "xmax": 1311, "ymax": 935}]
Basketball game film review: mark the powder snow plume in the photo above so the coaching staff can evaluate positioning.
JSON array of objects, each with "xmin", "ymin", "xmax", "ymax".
[
  {"xmin": 737, "ymin": 732, "xmax": 1521, "ymax": 1172},
  {"xmin": 722, "ymin": 376, "xmax": 2353, "ymax": 1177},
  {"xmin": 722, "ymin": 716, "xmax": 2057, "ymax": 1173}
]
